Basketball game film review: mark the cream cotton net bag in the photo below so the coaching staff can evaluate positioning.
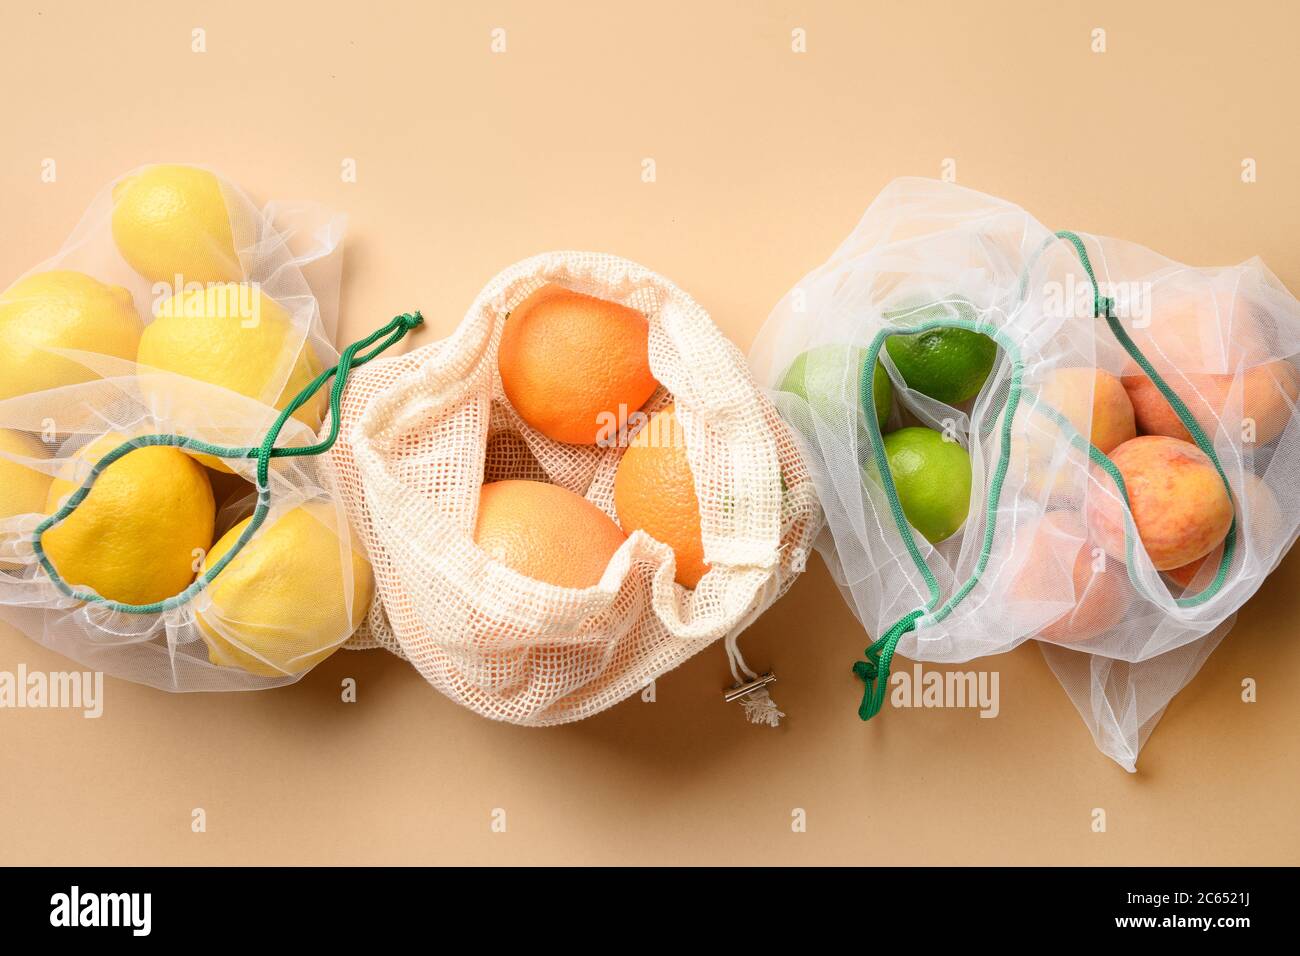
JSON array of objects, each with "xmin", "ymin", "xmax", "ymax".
[{"xmin": 326, "ymin": 252, "xmax": 821, "ymax": 725}]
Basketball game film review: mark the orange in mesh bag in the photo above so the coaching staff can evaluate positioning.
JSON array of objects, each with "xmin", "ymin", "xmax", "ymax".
[{"xmin": 326, "ymin": 253, "xmax": 821, "ymax": 725}]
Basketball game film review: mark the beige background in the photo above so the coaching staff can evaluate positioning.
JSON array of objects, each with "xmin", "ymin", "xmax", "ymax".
[{"xmin": 2, "ymin": 0, "xmax": 1298, "ymax": 865}]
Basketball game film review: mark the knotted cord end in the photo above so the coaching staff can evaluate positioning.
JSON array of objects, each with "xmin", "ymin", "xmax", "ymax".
[
  {"xmin": 853, "ymin": 609, "xmax": 923, "ymax": 722},
  {"xmin": 739, "ymin": 687, "xmax": 785, "ymax": 727}
]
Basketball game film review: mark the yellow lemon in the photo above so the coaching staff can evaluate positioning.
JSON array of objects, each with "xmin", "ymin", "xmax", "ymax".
[
  {"xmin": 139, "ymin": 282, "xmax": 325, "ymax": 433},
  {"xmin": 0, "ymin": 429, "xmax": 52, "ymax": 521},
  {"xmin": 111, "ymin": 165, "xmax": 241, "ymax": 284},
  {"xmin": 197, "ymin": 504, "xmax": 374, "ymax": 677},
  {"xmin": 45, "ymin": 431, "xmax": 139, "ymax": 502},
  {"xmin": 42, "ymin": 436, "xmax": 215, "ymax": 606},
  {"xmin": 0, "ymin": 271, "xmax": 142, "ymax": 401},
  {"xmin": 0, "ymin": 430, "xmax": 53, "ymax": 568}
]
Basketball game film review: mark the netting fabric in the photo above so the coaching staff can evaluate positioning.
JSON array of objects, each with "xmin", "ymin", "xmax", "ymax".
[
  {"xmin": 0, "ymin": 166, "xmax": 365, "ymax": 691},
  {"xmin": 750, "ymin": 178, "xmax": 1300, "ymax": 769}
]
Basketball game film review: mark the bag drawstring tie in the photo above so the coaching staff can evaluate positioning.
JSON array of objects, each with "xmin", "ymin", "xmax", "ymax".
[
  {"xmin": 32, "ymin": 311, "xmax": 423, "ymax": 616},
  {"xmin": 853, "ymin": 608, "xmax": 923, "ymax": 720}
]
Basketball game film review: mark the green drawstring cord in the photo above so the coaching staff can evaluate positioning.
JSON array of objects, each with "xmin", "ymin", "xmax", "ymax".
[
  {"xmin": 32, "ymin": 310, "xmax": 423, "ymax": 615},
  {"xmin": 1053, "ymin": 232, "xmax": 1238, "ymax": 608},
  {"xmin": 854, "ymin": 228, "xmax": 1239, "ymax": 721},
  {"xmin": 853, "ymin": 609, "xmax": 923, "ymax": 720}
]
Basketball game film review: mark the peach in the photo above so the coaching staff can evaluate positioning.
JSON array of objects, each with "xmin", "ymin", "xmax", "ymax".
[
  {"xmin": 1087, "ymin": 436, "xmax": 1233, "ymax": 571},
  {"xmin": 1164, "ymin": 470, "xmax": 1274, "ymax": 591},
  {"xmin": 1124, "ymin": 287, "xmax": 1268, "ymax": 372},
  {"xmin": 1010, "ymin": 510, "xmax": 1129, "ymax": 643},
  {"xmin": 1042, "ymin": 367, "xmax": 1136, "ymax": 453},
  {"xmin": 1164, "ymin": 551, "xmax": 1212, "ymax": 590},
  {"xmin": 1122, "ymin": 360, "xmax": 1298, "ymax": 445},
  {"xmin": 1015, "ymin": 367, "xmax": 1136, "ymax": 499}
]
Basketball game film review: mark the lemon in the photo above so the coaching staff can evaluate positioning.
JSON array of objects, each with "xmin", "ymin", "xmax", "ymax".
[
  {"xmin": 883, "ymin": 298, "xmax": 997, "ymax": 406},
  {"xmin": 0, "ymin": 271, "xmax": 142, "ymax": 401},
  {"xmin": 778, "ymin": 344, "xmax": 893, "ymax": 428},
  {"xmin": 197, "ymin": 504, "xmax": 374, "ymax": 677},
  {"xmin": 42, "ymin": 435, "xmax": 215, "ymax": 605},
  {"xmin": 45, "ymin": 432, "xmax": 136, "ymax": 502},
  {"xmin": 875, "ymin": 427, "xmax": 972, "ymax": 544},
  {"xmin": 0, "ymin": 430, "xmax": 52, "ymax": 521},
  {"xmin": 111, "ymin": 165, "xmax": 241, "ymax": 284},
  {"xmin": 139, "ymin": 282, "xmax": 325, "ymax": 435},
  {"xmin": 0, "ymin": 430, "xmax": 53, "ymax": 568}
]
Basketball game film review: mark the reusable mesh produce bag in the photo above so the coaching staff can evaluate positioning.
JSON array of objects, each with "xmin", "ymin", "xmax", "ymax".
[
  {"xmin": 749, "ymin": 178, "xmax": 1300, "ymax": 770},
  {"xmin": 325, "ymin": 252, "xmax": 821, "ymax": 725},
  {"xmin": 0, "ymin": 166, "xmax": 411, "ymax": 691}
]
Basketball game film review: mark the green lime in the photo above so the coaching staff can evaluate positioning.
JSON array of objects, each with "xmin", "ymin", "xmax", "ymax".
[
  {"xmin": 882, "ymin": 299, "xmax": 996, "ymax": 405},
  {"xmin": 778, "ymin": 344, "xmax": 892, "ymax": 428},
  {"xmin": 874, "ymin": 426, "xmax": 972, "ymax": 544}
]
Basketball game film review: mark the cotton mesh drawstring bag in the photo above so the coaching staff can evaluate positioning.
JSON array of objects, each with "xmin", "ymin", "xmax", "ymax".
[
  {"xmin": 325, "ymin": 252, "xmax": 821, "ymax": 725},
  {"xmin": 0, "ymin": 165, "xmax": 418, "ymax": 691},
  {"xmin": 749, "ymin": 177, "xmax": 1300, "ymax": 770}
]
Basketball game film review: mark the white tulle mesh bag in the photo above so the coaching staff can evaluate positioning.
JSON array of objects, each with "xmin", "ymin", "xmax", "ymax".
[
  {"xmin": 749, "ymin": 177, "xmax": 1300, "ymax": 770},
  {"xmin": 0, "ymin": 165, "xmax": 415, "ymax": 691},
  {"xmin": 325, "ymin": 252, "xmax": 821, "ymax": 726}
]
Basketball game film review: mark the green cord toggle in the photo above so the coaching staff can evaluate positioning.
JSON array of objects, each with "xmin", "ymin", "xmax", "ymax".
[{"xmin": 31, "ymin": 310, "xmax": 423, "ymax": 616}]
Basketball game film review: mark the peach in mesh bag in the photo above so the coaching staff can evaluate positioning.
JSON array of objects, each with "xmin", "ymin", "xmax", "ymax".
[{"xmin": 326, "ymin": 252, "xmax": 821, "ymax": 725}]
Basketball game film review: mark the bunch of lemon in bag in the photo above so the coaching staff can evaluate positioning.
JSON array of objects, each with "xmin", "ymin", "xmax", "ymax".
[{"xmin": 0, "ymin": 165, "xmax": 372, "ymax": 677}]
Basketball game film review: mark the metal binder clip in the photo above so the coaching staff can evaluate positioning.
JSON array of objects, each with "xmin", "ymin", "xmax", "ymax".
[{"xmin": 724, "ymin": 671, "xmax": 777, "ymax": 703}]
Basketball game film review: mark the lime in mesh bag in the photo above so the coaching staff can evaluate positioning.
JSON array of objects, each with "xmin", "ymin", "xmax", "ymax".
[
  {"xmin": 749, "ymin": 177, "xmax": 1300, "ymax": 770},
  {"xmin": 325, "ymin": 252, "xmax": 821, "ymax": 725},
  {"xmin": 0, "ymin": 165, "xmax": 417, "ymax": 690}
]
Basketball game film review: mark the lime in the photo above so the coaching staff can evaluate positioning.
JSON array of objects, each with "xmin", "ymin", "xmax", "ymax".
[
  {"xmin": 778, "ymin": 344, "xmax": 892, "ymax": 428},
  {"xmin": 875, "ymin": 427, "xmax": 972, "ymax": 544},
  {"xmin": 883, "ymin": 299, "xmax": 996, "ymax": 405}
]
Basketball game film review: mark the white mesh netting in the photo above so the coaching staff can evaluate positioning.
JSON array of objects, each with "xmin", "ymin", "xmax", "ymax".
[
  {"xmin": 0, "ymin": 166, "xmax": 364, "ymax": 691},
  {"xmin": 749, "ymin": 178, "xmax": 1300, "ymax": 770}
]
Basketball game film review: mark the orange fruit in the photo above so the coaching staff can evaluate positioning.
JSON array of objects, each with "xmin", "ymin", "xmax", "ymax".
[
  {"xmin": 613, "ymin": 405, "xmax": 709, "ymax": 588},
  {"xmin": 498, "ymin": 285, "xmax": 659, "ymax": 445},
  {"xmin": 473, "ymin": 479, "xmax": 626, "ymax": 588}
]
